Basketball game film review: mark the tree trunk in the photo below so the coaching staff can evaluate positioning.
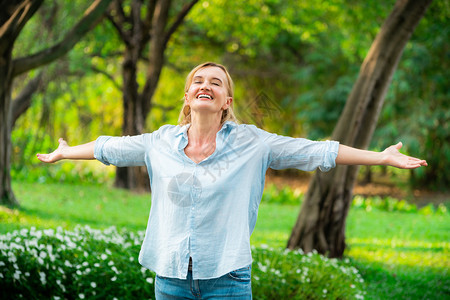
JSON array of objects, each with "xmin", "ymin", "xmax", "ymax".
[
  {"xmin": 109, "ymin": 0, "xmax": 198, "ymax": 191},
  {"xmin": 0, "ymin": 0, "xmax": 112, "ymax": 207},
  {"xmin": 0, "ymin": 0, "xmax": 44, "ymax": 207},
  {"xmin": 0, "ymin": 45, "xmax": 19, "ymax": 207},
  {"xmin": 287, "ymin": 0, "xmax": 433, "ymax": 258}
]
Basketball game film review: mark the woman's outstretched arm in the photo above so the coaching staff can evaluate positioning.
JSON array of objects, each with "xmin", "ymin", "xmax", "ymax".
[
  {"xmin": 37, "ymin": 138, "xmax": 95, "ymax": 163},
  {"xmin": 336, "ymin": 142, "xmax": 427, "ymax": 169}
]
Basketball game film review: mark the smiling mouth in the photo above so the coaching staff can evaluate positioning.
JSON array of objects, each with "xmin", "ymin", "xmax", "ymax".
[{"xmin": 197, "ymin": 94, "xmax": 213, "ymax": 100}]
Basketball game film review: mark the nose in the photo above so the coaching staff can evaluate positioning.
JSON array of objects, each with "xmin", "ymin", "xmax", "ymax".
[{"xmin": 199, "ymin": 80, "xmax": 211, "ymax": 90}]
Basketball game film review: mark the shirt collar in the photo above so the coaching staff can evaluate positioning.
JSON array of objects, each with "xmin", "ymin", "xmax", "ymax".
[
  {"xmin": 175, "ymin": 121, "xmax": 237, "ymax": 137},
  {"xmin": 175, "ymin": 121, "xmax": 237, "ymax": 151}
]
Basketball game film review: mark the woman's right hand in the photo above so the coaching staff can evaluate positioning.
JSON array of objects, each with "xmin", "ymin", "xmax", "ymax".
[{"xmin": 36, "ymin": 138, "xmax": 69, "ymax": 163}]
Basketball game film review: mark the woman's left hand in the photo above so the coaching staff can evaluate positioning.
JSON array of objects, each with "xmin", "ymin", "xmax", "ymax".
[{"xmin": 381, "ymin": 142, "xmax": 427, "ymax": 169}]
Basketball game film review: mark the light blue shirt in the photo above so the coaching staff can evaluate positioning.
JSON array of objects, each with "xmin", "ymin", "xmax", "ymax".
[{"xmin": 94, "ymin": 121, "xmax": 339, "ymax": 280}]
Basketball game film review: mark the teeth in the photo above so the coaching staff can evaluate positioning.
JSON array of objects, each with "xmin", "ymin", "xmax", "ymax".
[{"xmin": 198, "ymin": 94, "xmax": 212, "ymax": 99}]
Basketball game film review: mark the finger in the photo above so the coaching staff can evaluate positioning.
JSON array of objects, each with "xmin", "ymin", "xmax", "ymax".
[
  {"xmin": 394, "ymin": 142, "xmax": 403, "ymax": 150},
  {"xmin": 36, "ymin": 153, "xmax": 50, "ymax": 162}
]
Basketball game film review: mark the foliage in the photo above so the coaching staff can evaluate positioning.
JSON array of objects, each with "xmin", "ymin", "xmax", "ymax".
[
  {"xmin": 0, "ymin": 225, "xmax": 365, "ymax": 300},
  {"xmin": 252, "ymin": 246, "xmax": 365, "ymax": 299},
  {"xmin": 352, "ymin": 195, "xmax": 448, "ymax": 215},
  {"xmin": 261, "ymin": 184, "xmax": 448, "ymax": 215},
  {"xmin": 0, "ymin": 226, "xmax": 153, "ymax": 299},
  {"xmin": 261, "ymin": 184, "xmax": 304, "ymax": 205},
  {"xmin": 10, "ymin": 1, "xmax": 448, "ymax": 191},
  {"xmin": 372, "ymin": 0, "xmax": 450, "ymax": 190},
  {"xmin": 1, "ymin": 182, "xmax": 448, "ymax": 299}
]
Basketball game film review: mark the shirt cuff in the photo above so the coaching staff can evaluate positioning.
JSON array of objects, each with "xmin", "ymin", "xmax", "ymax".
[
  {"xmin": 319, "ymin": 141, "xmax": 339, "ymax": 172},
  {"xmin": 94, "ymin": 136, "xmax": 112, "ymax": 166}
]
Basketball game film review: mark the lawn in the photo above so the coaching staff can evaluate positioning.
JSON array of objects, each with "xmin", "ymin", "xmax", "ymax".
[{"xmin": 1, "ymin": 182, "xmax": 449, "ymax": 299}]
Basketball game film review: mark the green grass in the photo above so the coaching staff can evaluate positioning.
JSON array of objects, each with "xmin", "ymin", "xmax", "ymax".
[{"xmin": 2, "ymin": 182, "xmax": 449, "ymax": 299}]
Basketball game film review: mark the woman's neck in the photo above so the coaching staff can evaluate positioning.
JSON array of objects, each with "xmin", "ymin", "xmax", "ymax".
[{"xmin": 188, "ymin": 113, "xmax": 222, "ymax": 145}]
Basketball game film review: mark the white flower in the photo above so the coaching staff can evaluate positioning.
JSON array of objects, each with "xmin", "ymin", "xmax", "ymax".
[
  {"xmin": 91, "ymin": 282, "xmax": 97, "ymax": 288},
  {"xmin": 108, "ymin": 261, "xmax": 114, "ymax": 266},
  {"xmin": 79, "ymin": 294, "xmax": 85, "ymax": 299},
  {"xmin": 101, "ymin": 254, "xmax": 107, "ymax": 260},
  {"xmin": 13, "ymin": 271, "xmax": 21, "ymax": 280},
  {"xmin": 146, "ymin": 277, "xmax": 154, "ymax": 284},
  {"xmin": 323, "ymin": 289, "xmax": 327, "ymax": 294},
  {"xmin": 39, "ymin": 271, "xmax": 46, "ymax": 285},
  {"xmin": 0, "ymin": 261, "xmax": 5, "ymax": 267},
  {"xmin": 351, "ymin": 284, "xmax": 356, "ymax": 289},
  {"xmin": 53, "ymin": 297, "xmax": 61, "ymax": 300},
  {"xmin": 94, "ymin": 263, "xmax": 100, "ymax": 267},
  {"xmin": 111, "ymin": 276, "xmax": 117, "ymax": 281},
  {"xmin": 105, "ymin": 249, "xmax": 112, "ymax": 255}
]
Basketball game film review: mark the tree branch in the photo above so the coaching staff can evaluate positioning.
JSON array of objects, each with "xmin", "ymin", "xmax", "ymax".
[
  {"xmin": 163, "ymin": 0, "xmax": 198, "ymax": 47},
  {"xmin": 11, "ymin": 0, "xmax": 113, "ymax": 77},
  {"xmin": 105, "ymin": 0, "xmax": 131, "ymax": 45},
  {"xmin": 0, "ymin": 0, "xmax": 44, "ymax": 54},
  {"xmin": 142, "ymin": 0, "xmax": 157, "ymax": 33},
  {"xmin": 11, "ymin": 72, "xmax": 43, "ymax": 126},
  {"xmin": 90, "ymin": 65, "xmax": 122, "ymax": 90}
]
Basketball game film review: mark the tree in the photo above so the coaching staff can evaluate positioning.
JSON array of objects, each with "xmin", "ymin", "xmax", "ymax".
[
  {"xmin": 287, "ymin": 0, "xmax": 433, "ymax": 258},
  {"xmin": 0, "ymin": 0, "xmax": 113, "ymax": 207},
  {"xmin": 102, "ymin": 0, "xmax": 198, "ymax": 190}
]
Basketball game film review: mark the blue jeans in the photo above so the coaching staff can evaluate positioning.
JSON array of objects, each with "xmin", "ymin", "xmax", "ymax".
[{"xmin": 155, "ymin": 265, "xmax": 252, "ymax": 299}]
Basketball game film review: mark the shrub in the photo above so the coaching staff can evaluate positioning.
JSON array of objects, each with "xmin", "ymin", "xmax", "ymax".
[
  {"xmin": 0, "ymin": 226, "xmax": 154, "ymax": 299},
  {"xmin": 261, "ymin": 184, "xmax": 304, "ymax": 205},
  {"xmin": 0, "ymin": 226, "xmax": 365, "ymax": 299},
  {"xmin": 251, "ymin": 245, "xmax": 365, "ymax": 299},
  {"xmin": 352, "ymin": 195, "xmax": 448, "ymax": 215},
  {"xmin": 262, "ymin": 185, "xmax": 448, "ymax": 216}
]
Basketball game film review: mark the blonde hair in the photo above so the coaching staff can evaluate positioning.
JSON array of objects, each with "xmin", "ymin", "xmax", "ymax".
[{"xmin": 178, "ymin": 62, "xmax": 238, "ymax": 126}]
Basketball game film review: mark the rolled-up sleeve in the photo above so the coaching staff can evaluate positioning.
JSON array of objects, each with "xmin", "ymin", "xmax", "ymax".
[
  {"xmin": 94, "ymin": 135, "xmax": 148, "ymax": 167},
  {"xmin": 257, "ymin": 128, "xmax": 339, "ymax": 172}
]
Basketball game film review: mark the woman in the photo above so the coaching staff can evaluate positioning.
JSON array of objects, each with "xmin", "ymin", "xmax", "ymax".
[{"xmin": 37, "ymin": 62, "xmax": 427, "ymax": 299}]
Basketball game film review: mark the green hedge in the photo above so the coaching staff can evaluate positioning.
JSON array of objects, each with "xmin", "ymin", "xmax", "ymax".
[{"xmin": 1, "ymin": 226, "xmax": 365, "ymax": 299}]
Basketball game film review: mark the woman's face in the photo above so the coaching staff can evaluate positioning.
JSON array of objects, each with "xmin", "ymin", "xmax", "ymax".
[{"xmin": 185, "ymin": 66, "xmax": 232, "ymax": 117}]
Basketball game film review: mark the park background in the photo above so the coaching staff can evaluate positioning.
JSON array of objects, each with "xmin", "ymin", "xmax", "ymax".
[{"xmin": 0, "ymin": 0, "xmax": 448, "ymax": 299}]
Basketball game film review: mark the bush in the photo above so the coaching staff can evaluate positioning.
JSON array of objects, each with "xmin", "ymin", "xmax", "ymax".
[
  {"xmin": 352, "ymin": 195, "xmax": 448, "ymax": 215},
  {"xmin": 262, "ymin": 184, "xmax": 448, "ymax": 216},
  {"xmin": 1, "ymin": 226, "xmax": 366, "ymax": 299},
  {"xmin": 0, "ymin": 226, "xmax": 154, "ymax": 299},
  {"xmin": 251, "ymin": 246, "xmax": 365, "ymax": 299},
  {"xmin": 261, "ymin": 184, "xmax": 304, "ymax": 205}
]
